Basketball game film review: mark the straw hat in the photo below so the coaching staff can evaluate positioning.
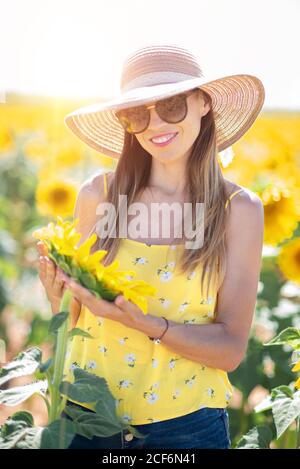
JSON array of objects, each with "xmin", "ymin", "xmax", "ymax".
[{"xmin": 64, "ymin": 44, "xmax": 265, "ymax": 159}]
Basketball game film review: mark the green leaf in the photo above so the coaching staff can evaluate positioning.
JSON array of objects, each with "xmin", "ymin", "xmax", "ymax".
[
  {"xmin": 95, "ymin": 393, "xmax": 123, "ymax": 427},
  {"xmin": 254, "ymin": 395, "xmax": 273, "ymax": 413},
  {"xmin": 59, "ymin": 368, "xmax": 110, "ymax": 403},
  {"xmin": 69, "ymin": 262, "xmax": 82, "ymax": 279},
  {"xmin": 235, "ymin": 426, "xmax": 273, "ymax": 449},
  {"xmin": 0, "ymin": 426, "xmax": 43, "ymax": 449},
  {"xmin": 0, "ymin": 347, "xmax": 42, "ymax": 386},
  {"xmin": 271, "ymin": 388, "xmax": 300, "ymax": 438},
  {"xmin": 1, "ymin": 411, "xmax": 34, "ymax": 437},
  {"xmin": 63, "ymin": 406, "xmax": 124, "ymax": 439},
  {"xmin": 57, "ymin": 260, "xmax": 71, "ymax": 275},
  {"xmin": 68, "ymin": 328, "xmax": 94, "ymax": 339},
  {"xmin": 264, "ymin": 327, "xmax": 300, "ymax": 350},
  {"xmin": 48, "ymin": 251, "xmax": 59, "ymax": 264},
  {"xmin": 40, "ymin": 418, "xmax": 75, "ymax": 449},
  {"xmin": 0, "ymin": 379, "xmax": 48, "ymax": 406},
  {"xmin": 48, "ymin": 311, "xmax": 69, "ymax": 334},
  {"xmin": 79, "ymin": 272, "xmax": 97, "ymax": 290},
  {"xmin": 271, "ymin": 385, "xmax": 294, "ymax": 400},
  {"xmin": 94, "ymin": 281, "xmax": 119, "ymax": 301}
]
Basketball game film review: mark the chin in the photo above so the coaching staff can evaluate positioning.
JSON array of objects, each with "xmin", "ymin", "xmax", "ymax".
[{"xmin": 152, "ymin": 152, "xmax": 183, "ymax": 163}]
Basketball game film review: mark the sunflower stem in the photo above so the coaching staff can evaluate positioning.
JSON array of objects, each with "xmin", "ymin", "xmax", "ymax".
[
  {"xmin": 296, "ymin": 416, "xmax": 300, "ymax": 449},
  {"xmin": 48, "ymin": 289, "xmax": 72, "ymax": 424}
]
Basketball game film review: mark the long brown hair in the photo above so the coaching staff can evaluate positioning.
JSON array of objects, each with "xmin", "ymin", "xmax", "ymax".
[{"xmin": 91, "ymin": 89, "xmax": 230, "ymax": 299}]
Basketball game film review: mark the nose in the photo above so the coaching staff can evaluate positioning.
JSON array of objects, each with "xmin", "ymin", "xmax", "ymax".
[{"xmin": 147, "ymin": 106, "xmax": 169, "ymax": 132}]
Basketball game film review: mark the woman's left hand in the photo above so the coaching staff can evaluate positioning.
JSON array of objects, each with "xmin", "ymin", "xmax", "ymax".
[{"xmin": 61, "ymin": 274, "xmax": 146, "ymax": 330}]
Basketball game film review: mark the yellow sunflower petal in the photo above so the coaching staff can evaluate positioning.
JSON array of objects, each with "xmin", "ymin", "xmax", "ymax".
[
  {"xmin": 291, "ymin": 359, "xmax": 300, "ymax": 372},
  {"xmin": 123, "ymin": 289, "xmax": 148, "ymax": 314}
]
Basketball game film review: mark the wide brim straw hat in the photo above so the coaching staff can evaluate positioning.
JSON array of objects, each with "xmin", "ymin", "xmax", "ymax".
[{"xmin": 64, "ymin": 43, "xmax": 265, "ymax": 159}]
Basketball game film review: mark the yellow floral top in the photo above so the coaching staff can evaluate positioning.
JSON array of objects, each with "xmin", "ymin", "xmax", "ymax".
[{"xmin": 63, "ymin": 179, "xmax": 244, "ymax": 425}]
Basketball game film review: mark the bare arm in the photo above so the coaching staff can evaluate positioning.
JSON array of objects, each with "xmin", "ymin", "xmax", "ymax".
[{"xmin": 135, "ymin": 191, "xmax": 264, "ymax": 372}]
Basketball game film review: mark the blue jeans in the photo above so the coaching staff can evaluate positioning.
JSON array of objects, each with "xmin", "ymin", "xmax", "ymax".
[{"xmin": 62, "ymin": 402, "xmax": 231, "ymax": 449}]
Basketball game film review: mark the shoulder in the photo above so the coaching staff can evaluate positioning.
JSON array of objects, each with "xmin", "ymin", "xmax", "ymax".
[
  {"xmin": 224, "ymin": 182, "xmax": 264, "ymax": 245},
  {"xmin": 224, "ymin": 179, "xmax": 263, "ymax": 213},
  {"xmin": 73, "ymin": 171, "xmax": 115, "ymax": 239},
  {"xmin": 77, "ymin": 171, "xmax": 114, "ymax": 204}
]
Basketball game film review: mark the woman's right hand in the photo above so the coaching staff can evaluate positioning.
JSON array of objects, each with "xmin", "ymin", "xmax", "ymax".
[
  {"xmin": 37, "ymin": 241, "xmax": 66, "ymax": 314},
  {"xmin": 37, "ymin": 241, "xmax": 82, "ymax": 327},
  {"xmin": 37, "ymin": 242, "xmax": 82, "ymax": 323}
]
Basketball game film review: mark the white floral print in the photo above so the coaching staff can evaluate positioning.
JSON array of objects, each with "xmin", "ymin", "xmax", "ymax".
[
  {"xmin": 187, "ymin": 270, "xmax": 196, "ymax": 280},
  {"xmin": 98, "ymin": 345, "xmax": 108, "ymax": 355},
  {"xmin": 144, "ymin": 391, "xmax": 159, "ymax": 404},
  {"xmin": 179, "ymin": 301, "xmax": 190, "ymax": 313},
  {"xmin": 125, "ymin": 353, "xmax": 136, "ymax": 368},
  {"xmin": 158, "ymin": 297, "xmax": 172, "ymax": 308},
  {"xmin": 152, "ymin": 358, "xmax": 159, "ymax": 368},
  {"xmin": 185, "ymin": 375, "xmax": 197, "ymax": 387},
  {"xmin": 133, "ymin": 257, "xmax": 148, "ymax": 265},
  {"xmin": 121, "ymin": 414, "xmax": 133, "ymax": 424},
  {"xmin": 158, "ymin": 270, "xmax": 173, "ymax": 282},
  {"xmin": 169, "ymin": 358, "xmax": 180, "ymax": 370},
  {"xmin": 119, "ymin": 337, "xmax": 129, "ymax": 345},
  {"xmin": 87, "ymin": 360, "xmax": 97, "ymax": 369},
  {"xmin": 118, "ymin": 379, "xmax": 133, "ymax": 390},
  {"xmin": 172, "ymin": 389, "xmax": 181, "ymax": 399}
]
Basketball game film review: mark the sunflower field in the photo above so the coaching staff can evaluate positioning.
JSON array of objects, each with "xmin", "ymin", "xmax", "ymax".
[{"xmin": 0, "ymin": 93, "xmax": 300, "ymax": 448}]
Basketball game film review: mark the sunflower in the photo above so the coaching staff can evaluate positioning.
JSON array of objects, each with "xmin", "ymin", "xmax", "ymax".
[
  {"xmin": 0, "ymin": 127, "xmax": 14, "ymax": 153},
  {"xmin": 291, "ymin": 359, "xmax": 300, "ymax": 390},
  {"xmin": 277, "ymin": 237, "xmax": 300, "ymax": 285},
  {"xmin": 35, "ymin": 179, "xmax": 77, "ymax": 218},
  {"xmin": 225, "ymin": 115, "xmax": 300, "ymax": 189},
  {"xmin": 52, "ymin": 144, "xmax": 82, "ymax": 168},
  {"xmin": 33, "ymin": 217, "xmax": 156, "ymax": 313},
  {"xmin": 260, "ymin": 184, "xmax": 299, "ymax": 246}
]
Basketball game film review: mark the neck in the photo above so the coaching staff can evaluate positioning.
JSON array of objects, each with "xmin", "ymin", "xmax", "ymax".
[{"xmin": 148, "ymin": 158, "xmax": 188, "ymax": 198}]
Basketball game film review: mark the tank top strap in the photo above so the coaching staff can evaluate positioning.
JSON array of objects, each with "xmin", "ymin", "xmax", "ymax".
[
  {"xmin": 225, "ymin": 188, "xmax": 244, "ymax": 209},
  {"xmin": 103, "ymin": 171, "xmax": 108, "ymax": 196}
]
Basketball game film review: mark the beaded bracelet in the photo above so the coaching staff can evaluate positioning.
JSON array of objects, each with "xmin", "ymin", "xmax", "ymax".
[{"xmin": 148, "ymin": 317, "xmax": 169, "ymax": 341}]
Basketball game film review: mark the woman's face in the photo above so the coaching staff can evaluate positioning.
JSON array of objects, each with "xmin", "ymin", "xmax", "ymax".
[{"xmin": 135, "ymin": 89, "xmax": 210, "ymax": 163}]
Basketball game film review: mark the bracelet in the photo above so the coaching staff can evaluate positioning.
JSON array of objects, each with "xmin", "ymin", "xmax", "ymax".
[{"xmin": 148, "ymin": 317, "xmax": 169, "ymax": 341}]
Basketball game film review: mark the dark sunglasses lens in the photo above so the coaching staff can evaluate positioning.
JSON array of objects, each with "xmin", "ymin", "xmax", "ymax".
[
  {"xmin": 115, "ymin": 106, "xmax": 149, "ymax": 134},
  {"xmin": 156, "ymin": 94, "xmax": 187, "ymax": 123}
]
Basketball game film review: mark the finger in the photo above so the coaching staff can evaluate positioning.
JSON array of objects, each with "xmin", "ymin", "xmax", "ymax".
[
  {"xmin": 114, "ymin": 294, "xmax": 127, "ymax": 309},
  {"xmin": 45, "ymin": 258, "xmax": 57, "ymax": 286},
  {"xmin": 65, "ymin": 279, "xmax": 117, "ymax": 316},
  {"xmin": 38, "ymin": 256, "xmax": 47, "ymax": 279},
  {"xmin": 115, "ymin": 295, "xmax": 137, "ymax": 314},
  {"xmin": 52, "ymin": 270, "xmax": 66, "ymax": 294},
  {"xmin": 65, "ymin": 279, "xmax": 95, "ymax": 304},
  {"xmin": 37, "ymin": 241, "xmax": 48, "ymax": 256}
]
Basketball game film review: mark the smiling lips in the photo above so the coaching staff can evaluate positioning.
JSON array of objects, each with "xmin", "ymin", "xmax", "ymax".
[{"xmin": 150, "ymin": 132, "xmax": 178, "ymax": 146}]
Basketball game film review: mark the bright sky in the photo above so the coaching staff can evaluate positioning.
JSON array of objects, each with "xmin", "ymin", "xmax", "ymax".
[{"xmin": 1, "ymin": 0, "xmax": 300, "ymax": 109}]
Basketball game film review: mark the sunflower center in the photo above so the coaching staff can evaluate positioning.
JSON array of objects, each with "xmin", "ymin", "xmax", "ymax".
[
  {"xmin": 295, "ymin": 249, "xmax": 300, "ymax": 266},
  {"xmin": 50, "ymin": 188, "xmax": 69, "ymax": 203}
]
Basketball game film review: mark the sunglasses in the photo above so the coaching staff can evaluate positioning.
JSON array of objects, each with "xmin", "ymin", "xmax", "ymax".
[{"xmin": 115, "ymin": 88, "xmax": 199, "ymax": 134}]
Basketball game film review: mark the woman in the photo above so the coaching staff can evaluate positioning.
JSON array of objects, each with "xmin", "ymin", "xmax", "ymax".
[{"xmin": 37, "ymin": 44, "xmax": 265, "ymax": 449}]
